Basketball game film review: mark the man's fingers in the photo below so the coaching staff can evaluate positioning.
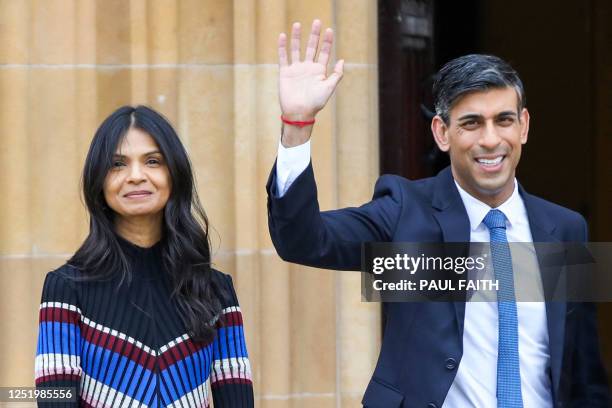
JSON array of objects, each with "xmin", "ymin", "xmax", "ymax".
[
  {"xmin": 290, "ymin": 22, "xmax": 301, "ymax": 63},
  {"xmin": 317, "ymin": 28, "xmax": 333, "ymax": 68},
  {"xmin": 278, "ymin": 33, "xmax": 288, "ymax": 67},
  {"xmin": 304, "ymin": 19, "xmax": 321, "ymax": 62}
]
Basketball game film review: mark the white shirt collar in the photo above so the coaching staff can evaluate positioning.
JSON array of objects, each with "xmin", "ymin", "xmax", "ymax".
[{"xmin": 454, "ymin": 179, "xmax": 522, "ymax": 231}]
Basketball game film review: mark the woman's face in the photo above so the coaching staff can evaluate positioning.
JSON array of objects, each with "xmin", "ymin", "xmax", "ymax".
[{"xmin": 103, "ymin": 127, "xmax": 171, "ymax": 222}]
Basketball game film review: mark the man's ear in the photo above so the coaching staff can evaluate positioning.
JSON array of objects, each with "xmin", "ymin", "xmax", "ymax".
[
  {"xmin": 520, "ymin": 108, "xmax": 530, "ymax": 145},
  {"xmin": 431, "ymin": 115, "xmax": 450, "ymax": 152}
]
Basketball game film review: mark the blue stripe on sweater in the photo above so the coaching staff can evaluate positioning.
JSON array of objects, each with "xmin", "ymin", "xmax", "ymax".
[
  {"xmin": 37, "ymin": 321, "xmax": 249, "ymax": 405},
  {"xmin": 159, "ymin": 348, "xmax": 214, "ymax": 403},
  {"xmin": 37, "ymin": 322, "xmax": 82, "ymax": 357},
  {"xmin": 214, "ymin": 325, "xmax": 249, "ymax": 359},
  {"xmin": 80, "ymin": 340, "xmax": 154, "ymax": 401}
]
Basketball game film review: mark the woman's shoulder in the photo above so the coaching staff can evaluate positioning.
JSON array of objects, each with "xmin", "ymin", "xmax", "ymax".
[
  {"xmin": 40, "ymin": 263, "xmax": 83, "ymax": 306},
  {"xmin": 48, "ymin": 263, "xmax": 82, "ymax": 278},
  {"xmin": 209, "ymin": 268, "xmax": 241, "ymax": 308},
  {"xmin": 43, "ymin": 263, "xmax": 90, "ymax": 287},
  {"xmin": 210, "ymin": 268, "xmax": 233, "ymax": 285}
]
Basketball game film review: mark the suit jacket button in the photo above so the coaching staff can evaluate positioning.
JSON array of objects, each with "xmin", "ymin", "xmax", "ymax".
[
  {"xmin": 445, "ymin": 357, "xmax": 457, "ymax": 370},
  {"xmin": 427, "ymin": 403, "xmax": 438, "ymax": 408}
]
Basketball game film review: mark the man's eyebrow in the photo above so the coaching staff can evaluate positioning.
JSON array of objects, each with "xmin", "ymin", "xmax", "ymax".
[
  {"xmin": 456, "ymin": 111, "xmax": 518, "ymax": 122},
  {"xmin": 457, "ymin": 113, "xmax": 483, "ymax": 122},
  {"xmin": 496, "ymin": 111, "xmax": 518, "ymax": 117},
  {"xmin": 112, "ymin": 150, "xmax": 162, "ymax": 158}
]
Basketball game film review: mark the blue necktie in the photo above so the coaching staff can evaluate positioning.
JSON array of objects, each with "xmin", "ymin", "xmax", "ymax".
[{"xmin": 483, "ymin": 209, "xmax": 523, "ymax": 408}]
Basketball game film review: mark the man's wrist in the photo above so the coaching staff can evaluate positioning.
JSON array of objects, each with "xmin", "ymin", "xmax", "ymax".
[
  {"xmin": 280, "ymin": 112, "xmax": 316, "ymax": 122},
  {"xmin": 281, "ymin": 116, "xmax": 315, "ymax": 128},
  {"xmin": 281, "ymin": 123, "xmax": 313, "ymax": 147}
]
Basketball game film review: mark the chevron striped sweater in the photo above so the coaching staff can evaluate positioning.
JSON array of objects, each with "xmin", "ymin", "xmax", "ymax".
[{"xmin": 35, "ymin": 238, "xmax": 253, "ymax": 407}]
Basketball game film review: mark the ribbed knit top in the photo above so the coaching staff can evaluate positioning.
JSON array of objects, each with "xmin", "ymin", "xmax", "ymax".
[{"xmin": 35, "ymin": 236, "xmax": 253, "ymax": 407}]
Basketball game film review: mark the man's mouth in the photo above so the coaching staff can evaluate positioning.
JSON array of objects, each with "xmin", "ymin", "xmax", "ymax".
[
  {"xmin": 474, "ymin": 155, "xmax": 506, "ymax": 171},
  {"xmin": 475, "ymin": 156, "xmax": 504, "ymax": 166}
]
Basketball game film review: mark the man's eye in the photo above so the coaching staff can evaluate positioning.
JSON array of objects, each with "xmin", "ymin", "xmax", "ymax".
[
  {"xmin": 498, "ymin": 117, "xmax": 515, "ymax": 125},
  {"xmin": 461, "ymin": 120, "xmax": 479, "ymax": 128}
]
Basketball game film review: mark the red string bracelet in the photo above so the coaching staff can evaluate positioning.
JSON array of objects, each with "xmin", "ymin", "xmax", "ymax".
[{"xmin": 281, "ymin": 116, "xmax": 315, "ymax": 128}]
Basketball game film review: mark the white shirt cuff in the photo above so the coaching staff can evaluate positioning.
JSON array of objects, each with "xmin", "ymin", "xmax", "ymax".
[{"xmin": 275, "ymin": 138, "xmax": 311, "ymax": 197}]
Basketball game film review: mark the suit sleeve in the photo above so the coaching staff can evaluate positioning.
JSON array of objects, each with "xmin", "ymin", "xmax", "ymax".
[
  {"xmin": 35, "ymin": 271, "xmax": 82, "ymax": 407},
  {"xmin": 267, "ymin": 161, "xmax": 403, "ymax": 271},
  {"xmin": 569, "ymin": 216, "xmax": 611, "ymax": 405},
  {"xmin": 569, "ymin": 303, "xmax": 610, "ymax": 405},
  {"xmin": 210, "ymin": 274, "xmax": 254, "ymax": 407}
]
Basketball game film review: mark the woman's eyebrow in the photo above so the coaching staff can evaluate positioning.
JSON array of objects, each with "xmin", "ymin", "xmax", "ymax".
[{"xmin": 112, "ymin": 150, "xmax": 162, "ymax": 158}]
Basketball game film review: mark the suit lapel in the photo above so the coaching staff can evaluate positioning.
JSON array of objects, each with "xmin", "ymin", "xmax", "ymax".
[
  {"xmin": 520, "ymin": 186, "xmax": 565, "ymax": 396},
  {"xmin": 431, "ymin": 167, "xmax": 471, "ymax": 340}
]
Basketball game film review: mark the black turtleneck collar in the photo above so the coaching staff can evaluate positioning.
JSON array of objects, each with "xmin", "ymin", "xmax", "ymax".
[
  {"xmin": 113, "ymin": 234, "xmax": 167, "ymax": 284},
  {"xmin": 115, "ymin": 233, "xmax": 164, "ymax": 262}
]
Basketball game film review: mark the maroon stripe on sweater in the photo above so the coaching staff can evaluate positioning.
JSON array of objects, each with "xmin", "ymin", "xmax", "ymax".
[
  {"xmin": 80, "ymin": 323, "xmax": 157, "ymax": 371},
  {"xmin": 36, "ymin": 373, "xmax": 81, "ymax": 384},
  {"xmin": 39, "ymin": 307, "xmax": 80, "ymax": 325},
  {"xmin": 40, "ymin": 308, "xmax": 244, "ymax": 373},
  {"xmin": 80, "ymin": 399, "xmax": 95, "ymax": 408},
  {"xmin": 221, "ymin": 311, "xmax": 243, "ymax": 327},
  {"xmin": 80, "ymin": 321, "xmax": 216, "ymax": 372},
  {"xmin": 211, "ymin": 378, "xmax": 253, "ymax": 388},
  {"xmin": 158, "ymin": 337, "xmax": 213, "ymax": 370}
]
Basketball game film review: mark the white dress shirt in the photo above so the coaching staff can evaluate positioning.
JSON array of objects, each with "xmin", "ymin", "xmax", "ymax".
[
  {"xmin": 276, "ymin": 139, "xmax": 312, "ymax": 196},
  {"xmin": 443, "ymin": 181, "xmax": 553, "ymax": 407},
  {"xmin": 275, "ymin": 140, "xmax": 553, "ymax": 407}
]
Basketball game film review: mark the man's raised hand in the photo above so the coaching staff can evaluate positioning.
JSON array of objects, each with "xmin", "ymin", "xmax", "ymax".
[{"xmin": 278, "ymin": 20, "xmax": 344, "ymax": 125}]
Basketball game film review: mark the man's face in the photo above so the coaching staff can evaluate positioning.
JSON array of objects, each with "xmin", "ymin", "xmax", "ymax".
[{"xmin": 432, "ymin": 87, "xmax": 529, "ymax": 206}]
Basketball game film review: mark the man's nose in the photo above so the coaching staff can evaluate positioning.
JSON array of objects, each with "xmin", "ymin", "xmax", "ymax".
[{"xmin": 479, "ymin": 121, "xmax": 502, "ymax": 149}]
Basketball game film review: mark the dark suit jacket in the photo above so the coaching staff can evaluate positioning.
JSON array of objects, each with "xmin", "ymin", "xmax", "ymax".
[{"xmin": 266, "ymin": 163, "xmax": 610, "ymax": 408}]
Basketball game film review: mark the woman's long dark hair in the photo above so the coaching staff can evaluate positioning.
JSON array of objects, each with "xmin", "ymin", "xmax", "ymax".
[{"xmin": 68, "ymin": 105, "xmax": 223, "ymax": 342}]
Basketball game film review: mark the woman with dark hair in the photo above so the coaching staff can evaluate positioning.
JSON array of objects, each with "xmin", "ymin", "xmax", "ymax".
[{"xmin": 34, "ymin": 106, "xmax": 254, "ymax": 407}]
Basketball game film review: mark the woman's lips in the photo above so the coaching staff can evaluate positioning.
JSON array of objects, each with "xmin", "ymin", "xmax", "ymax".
[{"xmin": 124, "ymin": 191, "xmax": 152, "ymax": 198}]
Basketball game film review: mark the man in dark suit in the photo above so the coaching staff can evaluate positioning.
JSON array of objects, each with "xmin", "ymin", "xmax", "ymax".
[{"xmin": 267, "ymin": 20, "xmax": 610, "ymax": 407}]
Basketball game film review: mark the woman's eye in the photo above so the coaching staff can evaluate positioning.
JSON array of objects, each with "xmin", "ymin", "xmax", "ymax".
[
  {"xmin": 147, "ymin": 158, "xmax": 161, "ymax": 165},
  {"xmin": 112, "ymin": 161, "xmax": 125, "ymax": 168}
]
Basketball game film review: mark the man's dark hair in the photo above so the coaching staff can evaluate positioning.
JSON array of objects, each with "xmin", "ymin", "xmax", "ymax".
[{"xmin": 433, "ymin": 54, "xmax": 526, "ymax": 124}]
